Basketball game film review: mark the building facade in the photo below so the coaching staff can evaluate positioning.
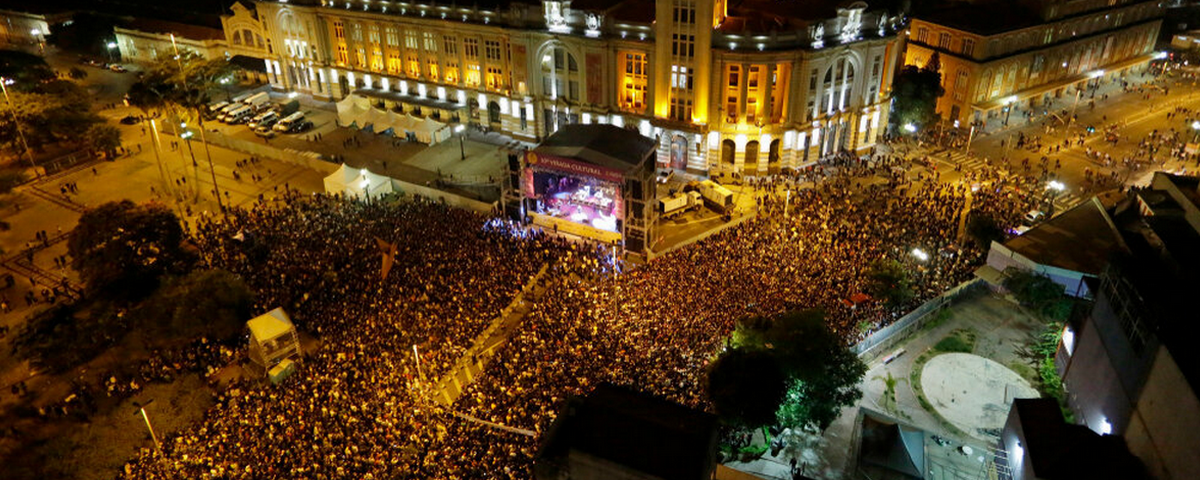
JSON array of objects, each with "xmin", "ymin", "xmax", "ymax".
[
  {"xmin": 225, "ymin": 0, "xmax": 902, "ymax": 175},
  {"xmin": 114, "ymin": 19, "xmax": 228, "ymax": 64},
  {"xmin": 904, "ymin": 0, "xmax": 1163, "ymax": 125}
]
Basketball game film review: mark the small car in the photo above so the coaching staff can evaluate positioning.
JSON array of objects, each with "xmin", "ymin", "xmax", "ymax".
[
  {"xmin": 119, "ymin": 115, "xmax": 139, "ymax": 125},
  {"xmin": 109, "ymin": 64, "xmax": 127, "ymax": 73}
]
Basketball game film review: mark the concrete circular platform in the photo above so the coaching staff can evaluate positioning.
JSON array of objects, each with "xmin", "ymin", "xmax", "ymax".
[{"xmin": 921, "ymin": 353, "xmax": 1039, "ymax": 438}]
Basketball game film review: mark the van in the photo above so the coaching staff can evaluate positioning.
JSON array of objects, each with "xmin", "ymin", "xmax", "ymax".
[
  {"xmin": 207, "ymin": 100, "xmax": 230, "ymax": 114},
  {"xmin": 217, "ymin": 102, "xmax": 243, "ymax": 119},
  {"xmin": 223, "ymin": 105, "xmax": 254, "ymax": 124},
  {"xmin": 229, "ymin": 91, "xmax": 253, "ymax": 104},
  {"xmin": 248, "ymin": 110, "xmax": 278, "ymax": 129},
  {"xmin": 273, "ymin": 111, "xmax": 305, "ymax": 132},
  {"xmin": 243, "ymin": 91, "xmax": 270, "ymax": 110}
]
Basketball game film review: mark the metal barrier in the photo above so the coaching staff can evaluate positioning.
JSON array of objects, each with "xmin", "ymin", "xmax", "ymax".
[{"xmin": 853, "ymin": 278, "xmax": 983, "ymax": 361}]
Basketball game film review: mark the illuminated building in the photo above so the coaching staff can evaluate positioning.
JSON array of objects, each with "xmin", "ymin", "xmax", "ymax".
[
  {"xmin": 223, "ymin": 0, "xmax": 902, "ymax": 175},
  {"xmin": 903, "ymin": 0, "xmax": 1163, "ymax": 126}
]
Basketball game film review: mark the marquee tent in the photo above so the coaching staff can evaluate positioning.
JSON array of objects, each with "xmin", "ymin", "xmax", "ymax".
[
  {"xmin": 323, "ymin": 163, "xmax": 395, "ymax": 199},
  {"xmin": 335, "ymin": 93, "xmax": 452, "ymax": 145}
]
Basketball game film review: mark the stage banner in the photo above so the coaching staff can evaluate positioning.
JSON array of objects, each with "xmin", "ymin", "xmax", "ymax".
[{"xmin": 525, "ymin": 151, "xmax": 624, "ymax": 183}]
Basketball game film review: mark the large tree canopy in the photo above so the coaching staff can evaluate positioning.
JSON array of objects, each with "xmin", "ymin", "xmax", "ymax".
[
  {"xmin": 0, "ymin": 50, "xmax": 55, "ymax": 88},
  {"xmin": 864, "ymin": 259, "xmax": 914, "ymax": 308},
  {"xmin": 67, "ymin": 200, "xmax": 193, "ymax": 299},
  {"xmin": 890, "ymin": 53, "xmax": 945, "ymax": 133},
  {"xmin": 725, "ymin": 310, "xmax": 867, "ymax": 430},
  {"xmin": 137, "ymin": 269, "xmax": 255, "ymax": 340},
  {"xmin": 705, "ymin": 347, "xmax": 789, "ymax": 428}
]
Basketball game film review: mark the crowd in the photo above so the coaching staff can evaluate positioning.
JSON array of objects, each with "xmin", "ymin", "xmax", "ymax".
[{"xmin": 119, "ymin": 141, "xmax": 1039, "ymax": 478}]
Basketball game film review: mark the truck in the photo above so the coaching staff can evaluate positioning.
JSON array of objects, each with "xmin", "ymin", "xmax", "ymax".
[
  {"xmin": 658, "ymin": 191, "xmax": 702, "ymax": 219},
  {"xmin": 243, "ymin": 91, "xmax": 271, "ymax": 111},
  {"xmin": 689, "ymin": 180, "xmax": 734, "ymax": 212},
  {"xmin": 273, "ymin": 111, "xmax": 306, "ymax": 132}
]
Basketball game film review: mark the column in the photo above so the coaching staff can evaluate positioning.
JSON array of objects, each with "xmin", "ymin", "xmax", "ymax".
[{"xmin": 738, "ymin": 62, "xmax": 750, "ymax": 124}]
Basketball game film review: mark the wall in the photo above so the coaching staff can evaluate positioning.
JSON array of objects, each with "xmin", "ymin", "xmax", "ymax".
[{"xmin": 1124, "ymin": 348, "xmax": 1200, "ymax": 480}]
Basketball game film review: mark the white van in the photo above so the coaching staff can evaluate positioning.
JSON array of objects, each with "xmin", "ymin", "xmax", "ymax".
[
  {"xmin": 273, "ymin": 111, "xmax": 305, "ymax": 132},
  {"xmin": 243, "ymin": 91, "xmax": 270, "ymax": 110},
  {"xmin": 223, "ymin": 105, "xmax": 254, "ymax": 124},
  {"xmin": 248, "ymin": 110, "xmax": 278, "ymax": 129},
  {"xmin": 229, "ymin": 91, "xmax": 253, "ymax": 103}
]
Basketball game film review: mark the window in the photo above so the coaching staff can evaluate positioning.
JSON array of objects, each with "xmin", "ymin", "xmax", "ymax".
[
  {"xmin": 727, "ymin": 95, "xmax": 738, "ymax": 122},
  {"xmin": 485, "ymin": 40, "xmax": 502, "ymax": 61},
  {"xmin": 916, "ymin": 28, "xmax": 928, "ymax": 43},
  {"xmin": 423, "ymin": 32, "xmax": 438, "ymax": 52},
  {"xmin": 464, "ymin": 38, "xmax": 479, "ymax": 59},
  {"xmin": 428, "ymin": 59, "xmax": 439, "ymax": 80},
  {"xmin": 372, "ymin": 48, "xmax": 383, "ymax": 71},
  {"xmin": 387, "ymin": 52, "xmax": 401, "ymax": 74},
  {"xmin": 486, "ymin": 66, "xmax": 504, "ymax": 90},
  {"xmin": 465, "ymin": 64, "xmax": 481, "ymax": 87},
  {"xmin": 351, "ymin": 23, "xmax": 363, "ymax": 42},
  {"xmin": 356, "ymin": 47, "xmax": 366, "ymax": 68},
  {"xmin": 620, "ymin": 52, "xmax": 647, "ymax": 111},
  {"xmin": 938, "ymin": 33, "xmax": 952, "ymax": 49},
  {"xmin": 369, "ymin": 25, "xmax": 380, "ymax": 44},
  {"xmin": 671, "ymin": 33, "xmax": 695, "ymax": 58},
  {"xmin": 405, "ymin": 30, "xmax": 418, "ymax": 50},
  {"xmin": 443, "ymin": 35, "xmax": 458, "ymax": 55},
  {"xmin": 960, "ymin": 38, "xmax": 975, "ymax": 56},
  {"xmin": 408, "ymin": 54, "xmax": 420, "ymax": 77},
  {"xmin": 728, "ymin": 65, "xmax": 740, "ymax": 88},
  {"xmin": 809, "ymin": 69, "xmax": 818, "ymax": 91},
  {"xmin": 671, "ymin": 65, "xmax": 693, "ymax": 90},
  {"xmin": 385, "ymin": 27, "xmax": 398, "ymax": 46},
  {"xmin": 673, "ymin": 6, "xmax": 695, "ymax": 24},
  {"xmin": 953, "ymin": 69, "xmax": 969, "ymax": 101},
  {"xmin": 334, "ymin": 21, "xmax": 345, "ymax": 39},
  {"xmin": 748, "ymin": 66, "xmax": 760, "ymax": 89},
  {"xmin": 337, "ymin": 44, "xmax": 348, "ymax": 65},
  {"xmin": 445, "ymin": 62, "xmax": 459, "ymax": 83},
  {"xmin": 669, "ymin": 96, "xmax": 692, "ymax": 122},
  {"xmin": 232, "ymin": 31, "xmax": 243, "ymax": 45}
]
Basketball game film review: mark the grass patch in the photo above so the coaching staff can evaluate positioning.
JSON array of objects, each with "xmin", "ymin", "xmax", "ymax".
[{"xmin": 932, "ymin": 328, "xmax": 977, "ymax": 354}]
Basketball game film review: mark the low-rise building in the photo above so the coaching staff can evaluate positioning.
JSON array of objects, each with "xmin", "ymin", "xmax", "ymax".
[
  {"xmin": 115, "ymin": 18, "xmax": 227, "ymax": 64},
  {"xmin": 0, "ymin": 7, "xmax": 70, "ymax": 49}
]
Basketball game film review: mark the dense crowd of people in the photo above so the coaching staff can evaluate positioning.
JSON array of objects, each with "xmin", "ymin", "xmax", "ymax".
[{"xmin": 113, "ymin": 144, "xmax": 1040, "ymax": 479}]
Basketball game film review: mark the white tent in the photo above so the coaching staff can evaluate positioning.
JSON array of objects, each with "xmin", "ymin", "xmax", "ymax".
[
  {"xmin": 337, "ymin": 94, "xmax": 452, "ymax": 144},
  {"xmin": 421, "ymin": 116, "xmax": 452, "ymax": 144},
  {"xmin": 323, "ymin": 163, "xmax": 395, "ymax": 199},
  {"xmin": 336, "ymin": 95, "xmax": 370, "ymax": 128}
]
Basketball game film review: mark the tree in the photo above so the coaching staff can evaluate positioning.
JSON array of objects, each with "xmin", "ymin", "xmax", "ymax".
[
  {"xmin": 67, "ymin": 200, "xmax": 193, "ymax": 299},
  {"xmin": 137, "ymin": 269, "xmax": 255, "ymax": 340},
  {"xmin": 1003, "ymin": 268, "xmax": 1073, "ymax": 321},
  {"xmin": 966, "ymin": 214, "xmax": 1006, "ymax": 249},
  {"xmin": 0, "ymin": 50, "xmax": 55, "ymax": 88},
  {"xmin": 732, "ymin": 310, "xmax": 867, "ymax": 430},
  {"xmin": 890, "ymin": 53, "xmax": 945, "ymax": 133},
  {"xmin": 84, "ymin": 124, "xmax": 121, "ymax": 158},
  {"xmin": 706, "ymin": 348, "xmax": 788, "ymax": 427},
  {"xmin": 864, "ymin": 259, "xmax": 914, "ymax": 307},
  {"xmin": 0, "ymin": 79, "xmax": 100, "ymax": 152},
  {"xmin": 68, "ymin": 67, "xmax": 88, "ymax": 80}
]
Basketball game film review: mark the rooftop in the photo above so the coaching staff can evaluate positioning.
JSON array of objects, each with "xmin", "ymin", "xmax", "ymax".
[
  {"xmin": 1003, "ymin": 195, "xmax": 1127, "ymax": 275},
  {"xmin": 119, "ymin": 17, "xmax": 225, "ymax": 41},
  {"xmin": 534, "ymin": 124, "xmax": 656, "ymax": 172},
  {"xmin": 1011, "ymin": 398, "xmax": 1149, "ymax": 479},
  {"xmin": 536, "ymin": 384, "xmax": 718, "ymax": 480},
  {"xmin": 915, "ymin": 1, "xmax": 1042, "ymax": 36}
]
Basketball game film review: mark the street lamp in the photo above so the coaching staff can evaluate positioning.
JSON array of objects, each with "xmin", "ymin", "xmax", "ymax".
[
  {"xmin": 0, "ymin": 77, "xmax": 39, "ymax": 177},
  {"xmin": 1002, "ymin": 95, "xmax": 1017, "ymax": 126},
  {"xmin": 455, "ymin": 124, "xmax": 466, "ymax": 160},
  {"xmin": 903, "ymin": 123, "xmax": 917, "ymax": 133},
  {"xmin": 911, "ymin": 248, "xmax": 929, "ymax": 262},
  {"xmin": 132, "ymin": 399, "xmax": 161, "ymax": 455},
  {"xmin": 106, "ymin": 41, "xmax": 118, "ymax": 62},
  {"xmin": 1191, "ymin": 120, "xmax": 1200, "ymax": 142}
]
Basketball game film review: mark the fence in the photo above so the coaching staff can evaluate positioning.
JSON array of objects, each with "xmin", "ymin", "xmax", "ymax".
[
  {"xmin": 175, "ymin": 129, "xmax": 339, "ymax": 175},
  {"xmin": 852, "ymin": 278, "xmax": 984, "ymax": 361}
]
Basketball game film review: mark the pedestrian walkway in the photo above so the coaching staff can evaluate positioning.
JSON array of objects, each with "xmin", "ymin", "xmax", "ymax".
[{"xmin": 430, "ymin": 263, "xmax": 549, "ymax": 406}]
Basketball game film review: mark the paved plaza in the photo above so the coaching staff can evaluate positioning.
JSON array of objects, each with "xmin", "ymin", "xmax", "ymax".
[{"xmin": 921, "ymin": 353, "xmax": 1039, "ymax": 440}]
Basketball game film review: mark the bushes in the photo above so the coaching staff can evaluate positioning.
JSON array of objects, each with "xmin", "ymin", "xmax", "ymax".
[{"xmin": 934, "ymin": 335, "xmax": 972, "ymax": 353}]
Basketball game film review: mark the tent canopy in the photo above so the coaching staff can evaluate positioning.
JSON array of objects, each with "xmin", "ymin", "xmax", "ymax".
[
  {"xmin": 323, "ymin": 163, "xmax": 395, "ymax": 199},
  {"xmin": 247, "ymin": 307, "xmax": 294, "ymax": 343},
  {"xmin": 859, "ymin": 410, "xmax": 925, "ymax": 479},
  {"xmin": 335, "ymin": 92, "xmax": 453, "ymax": 144}
]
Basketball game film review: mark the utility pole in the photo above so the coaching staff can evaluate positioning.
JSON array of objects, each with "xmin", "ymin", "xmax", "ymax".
[
  {"xmin": 132, "ymin": 399, "xmax": 161, "ymax": 455},
  {"xmin": 0, "ymin": 77, "xmax": 39, "ymax": 178}
]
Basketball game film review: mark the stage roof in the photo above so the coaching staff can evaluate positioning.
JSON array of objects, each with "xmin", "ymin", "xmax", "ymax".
[
  {"xmin": 247, "ymin": 307, "xmax": 294, "ymax": 341},
  {"xmin": 534, "ymin": 125, "xmax": 656, "ymax": 173}
]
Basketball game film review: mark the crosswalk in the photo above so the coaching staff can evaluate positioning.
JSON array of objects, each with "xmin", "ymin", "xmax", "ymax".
[{"xmin": 934, "ymin": 149, "xmax": 989, "ymax": 174}]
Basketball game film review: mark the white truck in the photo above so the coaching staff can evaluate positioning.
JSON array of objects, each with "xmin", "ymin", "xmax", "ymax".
[
  {"xmin": 243, "ymin": 91, "xmax": 270, "ymax": 111},
  {"xmin": 658, "ymin": 191, "xmax": 702, "ymax": 219},
  {"xmin": 693, "ymin": 180, "xmax": 734, "ymax": 212}
]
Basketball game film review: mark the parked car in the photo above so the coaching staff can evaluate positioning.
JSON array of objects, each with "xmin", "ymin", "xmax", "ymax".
[
  {"xmin": 109, "ymin": 64, "xmax": 127, "ymax": 73},
  {"xmin": 286, "ymin": 119, "xmax": 314, "ymax": 133},
  {"xmin": 254, "ymin": 125, "xmax": 277, "ymax": 138},
  {"xmin": 119, "ymin": 115, "xmax": 139, "ymax": 125}
]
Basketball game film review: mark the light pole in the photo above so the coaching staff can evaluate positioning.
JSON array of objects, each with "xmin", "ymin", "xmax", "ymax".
[
  {"xmin": 106, "ymin": 41, "xmax": 118, "ymax": 62},
  {"xmin": 455, "ymin": 124, "xmax": 466, "ymax": 160},
  {"xmin": 132, "ymin": 399, "xmax": 162, "ymax": 455},
  {"xmin": 1192, "ymin": 120, "xmax": 1200, "ymax": 143},
  {"xmin": 0, "ymin": 77, "xmax": 39, "ymax": 178},
  {"xmin": 1046, "ymin": 180, "xmax": 1065, "ymax": 217}
]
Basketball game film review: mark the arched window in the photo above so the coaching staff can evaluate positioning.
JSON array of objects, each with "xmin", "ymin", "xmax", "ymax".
[
  {"xmin": 232, "ymin": 31, "xmax": 243, "ymax": 45},
  {"xmin": 487, "ymin": 101, "xmax": 501, "ymax": 124},
  {"xmin": 768, "ymin": 139, "xmax": 780, "ymax": 165},
  {"xmin": 721, "ymin": 139, "xmax": 735, "ymax": 164},
  {"xmin": 745, "ymin": 140, "xmax": 759, "ymax": 167},
  {"xmin": 821, "ymin": 57, "xmax": 856, "ymax": 114},
  {"xmin": 541, "ymin": 45, "xmax": 581, "ymax": 102},
  {"xmin": 670, "ymin": 135, "xmax": 688, "ymax": 170}
]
